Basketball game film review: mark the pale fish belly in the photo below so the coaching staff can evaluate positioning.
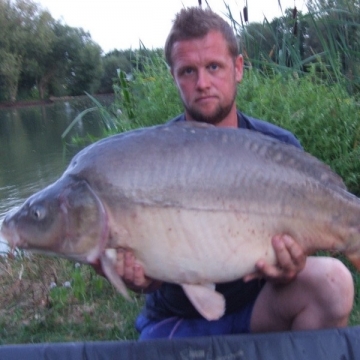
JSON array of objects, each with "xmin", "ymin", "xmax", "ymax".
[{"xmin": 116, "ymin": 205, "xmax": 279, "ymax": 285}]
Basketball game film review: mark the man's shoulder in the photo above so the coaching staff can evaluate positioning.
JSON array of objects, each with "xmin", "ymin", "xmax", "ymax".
[
  {"xmin": 238, "ymin": 111, "xmax": 302, "ymax": 149},
  {"xmin": 168, "ymin": 114, "xmax": 186, "ymax": 123}
]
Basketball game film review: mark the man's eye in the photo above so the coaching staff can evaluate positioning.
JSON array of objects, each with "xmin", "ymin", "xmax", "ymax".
[
  {"xmin": 183, "ymin": 67, "xmax": 194, "ymax": 75},
  {"xmin": 209, "ymin": 64, "xmax": 218, "ymax": 71}
]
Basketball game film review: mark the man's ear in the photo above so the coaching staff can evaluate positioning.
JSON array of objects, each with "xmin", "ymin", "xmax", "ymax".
[{"xmin": 235, "ymin": 55, "xmax": 244, "ymax": 83}]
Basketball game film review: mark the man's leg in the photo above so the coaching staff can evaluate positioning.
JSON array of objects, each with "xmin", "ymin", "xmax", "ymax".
[
  {"xmin": 250, "ymin": 256, "xmax": 354, "ymax": 332},
  {"xmin": 136, "ymin": 304, "xmax": 252, "ymax": 340}
]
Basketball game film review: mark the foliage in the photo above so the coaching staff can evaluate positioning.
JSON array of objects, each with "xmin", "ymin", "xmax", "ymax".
[
  {"xmin": 63, "ymin": 29, "xmax": 103, "ymax": 96},
  {"xmin": 0, "ymin": 0, "xmax": 166, "ymax": 103},
  {"xmin": 62, "ymin": 51, "xmax": 181, "ymax": 141},
  {"xmin": 117, "ymin": 70, "xmax": 136, "ymax": 120},
  {"xmin": 61, "ymin": 92, "xmax": 118, "ymax": 140},
  {"xmin": 305, "ymin": 0, "xmax": 360, "ymax": 93},
  {"xmin": 98, "ymin": 52, "xmax": 132, "ymax": 94},
  {"xmin": 0, "ymin": 0, "xmax": 103, "ymax": 101},
  {"xmin": 230, "ymin": 0, "xmax": 360, "ymax": 94},
  {"xmin": 0, "ymin": 0, "xmax": 168, "ymax": 103},
  {"xmin": 234, "ymin": 8, "xmax": 307, "ymax": 71},
  {"xmin": 0, "ymin": 51, "xmax": 22, "ymax": 102},
  {"xmin": 112, "ymin": 53, "xmax": 182, "ymax": 130},
  {"xmin": 2, "ymin": 0, "xmax": 360, "ymax": 102}
]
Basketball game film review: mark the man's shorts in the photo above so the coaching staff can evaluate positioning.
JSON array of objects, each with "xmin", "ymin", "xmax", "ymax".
[{"xmin": 135, "ymin": 300, "xmax": 255, "ymax": 340}]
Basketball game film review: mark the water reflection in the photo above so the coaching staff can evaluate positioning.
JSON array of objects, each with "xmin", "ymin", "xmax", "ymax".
[{"xmin": 0, "ymin": 96, "xmax": 114, "ymax": 249}]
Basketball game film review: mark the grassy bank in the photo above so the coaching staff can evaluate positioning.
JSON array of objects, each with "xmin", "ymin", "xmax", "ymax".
[{"xmin": 0, "ymin": 253, "xmax": 143, "ymax": 344}]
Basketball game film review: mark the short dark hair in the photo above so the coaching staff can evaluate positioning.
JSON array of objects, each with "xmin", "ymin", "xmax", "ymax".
[{"xmin": 165, "ymin": 7, "xmax": 239, "ymax": 67}]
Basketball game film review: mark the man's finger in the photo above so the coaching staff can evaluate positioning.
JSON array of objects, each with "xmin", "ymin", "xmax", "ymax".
[
  {"xmin": 133, "ymin": 263, "xmax": 151, "ymax": 287},
  {"xmin": 255, "ymin": 258, "xmax": 285, "ymax": 279},
  {"xmin": 115, "ymin": 249, "xmax": 126, "ymax": 277},
  {"xmin": 282, "ymin": 234, "xmax": 306, "ymax": 269},
  {"xmin": 123, "ymin": 251, "xmax": 135, "ymax": 281},
  {"xmin": 243, "ymin": 270, "xmax": 262, "ymax": 282},
  {"xmin": 272, "ymin": 235, "xmax": 293, "ymax": 270}
]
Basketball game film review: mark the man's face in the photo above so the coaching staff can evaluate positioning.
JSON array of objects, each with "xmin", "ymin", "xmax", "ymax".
[{"xmin": 170, "ymin": 30, "xmax": 243, "ymax": 125}]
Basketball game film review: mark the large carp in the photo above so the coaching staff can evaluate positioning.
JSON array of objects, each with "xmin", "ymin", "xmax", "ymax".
[{"xmin": 2, "ymin": 121, "xmax": 360, "ymax": 321}]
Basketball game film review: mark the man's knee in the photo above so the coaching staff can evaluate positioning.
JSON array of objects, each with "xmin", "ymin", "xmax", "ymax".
[
  {"xmin": 301, "ymin": 256, "xmax": 354, "ymax": 320},
  {"xmin": 251, "ymin": 256, "xmax": 354, "ymax": 332}
]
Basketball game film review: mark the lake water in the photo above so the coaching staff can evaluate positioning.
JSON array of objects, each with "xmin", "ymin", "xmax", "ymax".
[{"xmin": 0, "ymin": 95, "xmax": 114, "ymax": 251}]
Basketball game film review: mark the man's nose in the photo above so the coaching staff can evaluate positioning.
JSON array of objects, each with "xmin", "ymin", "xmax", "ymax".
[{"xmin": 196, "ymin": 69, "xmax": 211, "ymax": 89}]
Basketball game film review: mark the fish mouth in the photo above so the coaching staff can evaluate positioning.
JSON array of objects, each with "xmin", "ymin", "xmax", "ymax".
[
  {"xmin": 0, "ymin": 220, "xmax": 22, "ymax": 251},
  {"xmin": 1, "ymin": 206, "xmax": 20, "ymax": 245}
]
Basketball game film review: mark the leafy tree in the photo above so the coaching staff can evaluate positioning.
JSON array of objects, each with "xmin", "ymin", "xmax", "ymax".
[
  {"xmin": 20, "ymin": 11, "xmax": 56, "ymax": 99},
  {"xmin": 0, "ymin": 51, "xmax": 22, "ymax": 101},
  {"xmin": 29, "ymin": 23, "xmax": 103, "ymax": 98},
  {"xmin": 0, "ymin": 0, "xmax": 103, "ymax": 101},
  {"xmin": 0, "ymin": 0, "xmax": 29, "ymax": 101},
  {"xmin": 66, "ymin": 34, "xmax": 103, "ymax": 95}
]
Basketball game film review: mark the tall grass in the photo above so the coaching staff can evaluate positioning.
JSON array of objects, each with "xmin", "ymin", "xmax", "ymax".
[
  {"xmin": 112, "ymin": 54, "xmax": 182, "ymax": 130},
  {"xmin": 228, "ymin": 0, "xmax": 360, "ymax": 94}
]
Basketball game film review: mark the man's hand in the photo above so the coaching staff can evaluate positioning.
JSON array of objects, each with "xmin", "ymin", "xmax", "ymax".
[
  {"xmin": 243, "ymin": 234, "xmax": 306, "ymax": 284},
  {"xmin": 114, "ymin": 249, "xmax": 162, "ymax": 293}
]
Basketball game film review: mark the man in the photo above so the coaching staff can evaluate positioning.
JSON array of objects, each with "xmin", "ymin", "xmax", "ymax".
[{"xmin": 114, "ymin": 7, "xmax": 354, "ymax": 339}]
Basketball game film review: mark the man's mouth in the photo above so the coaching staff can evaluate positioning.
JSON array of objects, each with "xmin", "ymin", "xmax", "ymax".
[{"xmin": 196, "ymin": 95, "xmax": 217, "ymax": 103}]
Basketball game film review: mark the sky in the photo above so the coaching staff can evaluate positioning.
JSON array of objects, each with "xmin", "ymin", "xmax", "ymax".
[{"xmin": 36, "ymin": 0, "xmax": 307, "ymax": 54}]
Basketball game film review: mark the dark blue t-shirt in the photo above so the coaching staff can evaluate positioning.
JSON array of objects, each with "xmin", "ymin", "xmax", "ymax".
[{"xmin": 142, "ymin": 111, "xmax": 302, "ymax": 320}]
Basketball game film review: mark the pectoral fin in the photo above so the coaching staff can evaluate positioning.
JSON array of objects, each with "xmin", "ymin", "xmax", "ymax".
[
  {"xmin": 182, "ymin": 283, "xmax": 225, "ymax": 321},
  {"xmin": 100, "ymin": 251, "xmax": 132, "ymax": 301}
]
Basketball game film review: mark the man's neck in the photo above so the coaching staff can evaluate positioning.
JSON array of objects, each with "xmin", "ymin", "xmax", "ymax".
[
  {"xmin": 185, "ymin": 108, "xmax": 238, "ymax": 129},
  {"xmin": 215, "ymin": 113, "xmax": 238, "ymax": 128}
]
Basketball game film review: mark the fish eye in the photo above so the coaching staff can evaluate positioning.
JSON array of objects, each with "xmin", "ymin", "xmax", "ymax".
[{"xmin": 29, "ymin": 205, "xmax": 46, "ymax": 221}]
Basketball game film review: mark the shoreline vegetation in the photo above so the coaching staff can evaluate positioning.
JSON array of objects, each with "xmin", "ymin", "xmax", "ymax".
[
  {"xmin": 0, "ymin": 94, "xmax": 114, "ymax": 109},
  {"xmin": 0, "ymin": 99, "xmax": 53, "ymax": 109}
]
